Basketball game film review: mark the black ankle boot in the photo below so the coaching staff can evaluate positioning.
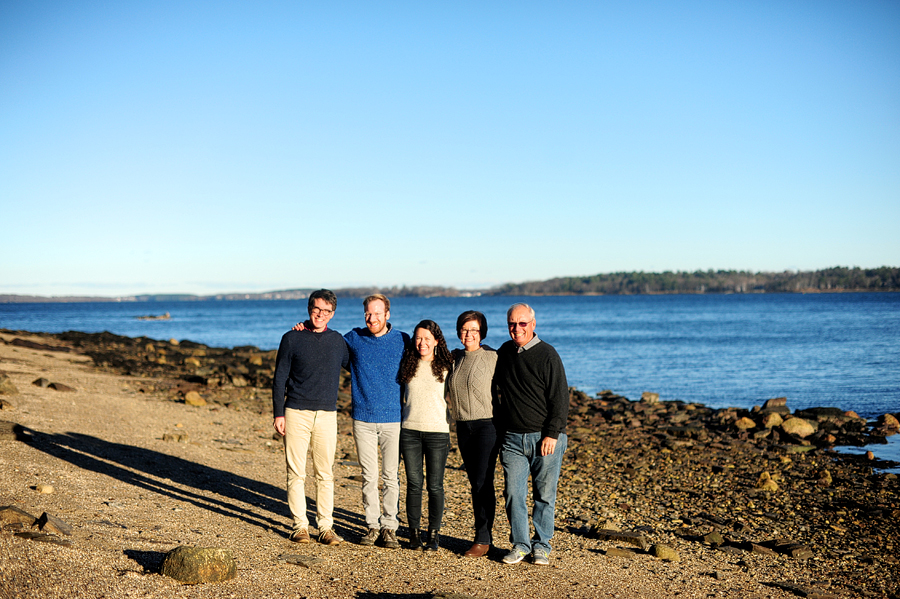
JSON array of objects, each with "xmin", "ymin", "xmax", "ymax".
[
  {"xmin": 408, "ymin": 529, "xmax": 423, "ymax": 551},
  {"xmin": 424, "ymin": 530, "xmax": 439, "ymax": 551}
]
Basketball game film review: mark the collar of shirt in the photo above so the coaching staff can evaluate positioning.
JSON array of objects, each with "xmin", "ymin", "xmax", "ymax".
[{"xmin": 517, "ymin": 333, "xmax": 542, "ymax": 353}]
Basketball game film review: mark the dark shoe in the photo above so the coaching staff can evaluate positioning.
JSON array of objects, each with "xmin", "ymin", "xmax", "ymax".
[
  {"xmin": 464, "ymin": 543, "xmax": 490, "ymax": 557},
  {"xmin": 358, "ymin": 528, "xmax": 379, "ymax": 546},
  {"xmin": 318, "ymin": 528, "xmax": 343, "ymax": 546},
  {"xmin": 408, "ymin": 529, "xmax": 423, "ymax": 551},
  {"xmin": 424, "ymin": 530, "xmax": 439, "ymax": 552},
  {"xmin": 377, "ymin": 528, "xmax": 400, "ymax": 549},
  {"xmin": 289, "ymin": 528, "xmax": 310, "ymax": 544}
]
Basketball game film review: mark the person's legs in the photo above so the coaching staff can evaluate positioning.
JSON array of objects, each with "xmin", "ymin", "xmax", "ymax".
[
  {"xmin": 499, "ymin": 432, "xmax": 532, "ymax": 554},
  {"xmin": 284, "ymin": 409, "xmax": 314, "ymax": 532},
  {"xmin": 352, "ymin": 419, "xmax": 381, "ymax": 529},
  {"xmin": 399, "ymin": 428, "xmax": 424, "ymax": 531},
  {"xmin": 309, "ymin": 410, "xmax": 338, "ymax": 532},
  {"xmin": 377, "ymin": 422, "xmax": 401, "ymax": 531},
  {"xmin": 457, "ymin": 419, "xmax": 498, "ymax": 544},
  {"xmin": 530, "ymin": 432, "xmax": 567, "ymax": 555},
  {"xmin": 423, "ymin": 432, "xmax": 450, "ymax": 532}
]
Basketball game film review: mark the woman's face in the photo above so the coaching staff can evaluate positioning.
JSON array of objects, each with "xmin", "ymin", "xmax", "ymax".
[
  {"xmin": 459, "ymin": 319, "xmax": 481, "ymax": 352},
  {"xmin": 414, "ymin": 327, "xmax": 437, "ymax": 360}
]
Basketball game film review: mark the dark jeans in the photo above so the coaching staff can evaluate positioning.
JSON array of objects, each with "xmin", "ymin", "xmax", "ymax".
[
  {"xmin": 456, "ymin": 418, "xmax": 499, "ymax": 544},
  {"xmin": 400, "ymin": 428, "xmax": 450, "ymax": 532}
]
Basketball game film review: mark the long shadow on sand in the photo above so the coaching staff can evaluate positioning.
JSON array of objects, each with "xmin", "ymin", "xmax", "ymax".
[{"xmin": 19, "ymin": 427, "xmax": 365, "ymax": 536}]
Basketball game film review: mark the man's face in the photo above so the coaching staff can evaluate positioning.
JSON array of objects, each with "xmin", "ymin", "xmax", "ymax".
[
  {"xmin": 507, "ymin": 306, "xmax": 536, "ymax": 347},
  {"xmin": 364, "ymin": 299, "xmax": 390, "ymax": 336},
  {"xmin": 308, "ymin": 298, "xmax": 335, "ymax": 332}
]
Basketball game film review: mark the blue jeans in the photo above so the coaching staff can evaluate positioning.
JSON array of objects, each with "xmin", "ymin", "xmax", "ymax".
[
  {"xmin": 400, "ymin": 428, "xmax": 450, "ymax": 532},
  {"xmin": 500, "ymin": 431, "xmax": 567, "ymax": 555}
]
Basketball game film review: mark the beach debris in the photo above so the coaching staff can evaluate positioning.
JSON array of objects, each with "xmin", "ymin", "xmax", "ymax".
[
  {"xmin": 651, "ymin": 543, "xmax": 679, "ymax": 561},
  {"xmin": 36, "ymin": 512, "xmax": 73, "ymax": 535},
  {"xmin": 48, "ymin": 382, "xmax": 76, "ymax": 392},
  {"xmin": 32, "ymin": 377, "xmax": 50, "ymax": 387},
  {"xmin": 277, "ymin": 553, "xmax": 325, "ymax": 568},
  {"xmin": 0, "ymin": 506, "xmax": 37, "ymax": 529},
  {"xmin": 159, "ymin": 546, "xmax": 237, "ymax": 583},
  {"xmin": 0, "ymin": 374, "xmax": 18, "ymax": 395}
]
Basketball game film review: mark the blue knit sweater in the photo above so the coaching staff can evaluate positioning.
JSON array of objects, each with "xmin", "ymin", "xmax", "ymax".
[{"xmin": 344, "ymin": 324, "xmax": 409, "ymax": 423}]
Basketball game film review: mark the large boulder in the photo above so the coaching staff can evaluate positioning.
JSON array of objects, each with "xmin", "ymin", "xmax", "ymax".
[{"xmin": 159, "ymin": 546, "xmax": 237, "ymax": 584}]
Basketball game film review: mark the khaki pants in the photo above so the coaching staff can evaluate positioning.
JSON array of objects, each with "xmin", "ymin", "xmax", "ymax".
[{"xmin": 284, "ymin": 409, "xmax": 338, "ymax": 532}]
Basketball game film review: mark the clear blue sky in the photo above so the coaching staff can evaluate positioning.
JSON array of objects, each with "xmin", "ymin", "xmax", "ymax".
[{"xmin": 2, "ymin": 1, "xmax": 898, "ymax": 297}]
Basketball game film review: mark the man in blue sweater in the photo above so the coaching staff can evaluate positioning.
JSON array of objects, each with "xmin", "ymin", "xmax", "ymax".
[
  {"xmin": 273, "ymin": 289, "xmax": 349, "ymax": 546},
  {"xmin": 345, "ymin": 294, "xmax": 409, "ymax": 549}
]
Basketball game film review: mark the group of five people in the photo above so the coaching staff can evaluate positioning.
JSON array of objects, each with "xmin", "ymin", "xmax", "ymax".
[{"xmin": 272, "ymin": 291, "xmax": 569, "ymax": 565}]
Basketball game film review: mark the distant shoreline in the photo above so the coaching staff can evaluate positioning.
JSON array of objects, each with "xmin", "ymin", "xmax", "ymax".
[{"xmin": 2, "ymin": 266, "xmax": 897, "ymax": 303}]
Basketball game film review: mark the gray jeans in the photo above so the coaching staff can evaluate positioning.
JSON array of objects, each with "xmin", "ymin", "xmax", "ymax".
[{"xmin": 352, "ymin": 420, "xmax": 400, "ymax": 531}]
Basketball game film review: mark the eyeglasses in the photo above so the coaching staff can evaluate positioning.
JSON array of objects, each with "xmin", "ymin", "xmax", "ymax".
[
  {"xmin": 507, "ymin": 320, "xmax": 532, "ymax": 329},
  {"xmin": 311, "ymin": 307, "xmax": 334, "ymax": 316},
  {"xmin": 461, "ymin": 328, "xmax": 481, "ymax": 336}
]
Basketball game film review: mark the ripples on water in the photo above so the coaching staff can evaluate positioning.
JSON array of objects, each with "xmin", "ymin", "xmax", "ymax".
[{"xmin": 3, "ymin": 292, "xmax": 898, "ymax": 464}]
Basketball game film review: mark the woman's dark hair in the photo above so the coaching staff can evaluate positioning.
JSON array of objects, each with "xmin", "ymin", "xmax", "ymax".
[
  {"xmin": 456, "ymin": 310, "xmax": 488, "ymax": 340},
  {"xmin": 398, "ymin": 320, "xmax": 453, "ymax": 384}
]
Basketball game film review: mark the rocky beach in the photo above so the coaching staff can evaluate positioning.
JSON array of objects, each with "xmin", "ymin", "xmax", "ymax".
[{"xmin": 1, "ymin": 329, "xmax": 898, "ymax": 599}]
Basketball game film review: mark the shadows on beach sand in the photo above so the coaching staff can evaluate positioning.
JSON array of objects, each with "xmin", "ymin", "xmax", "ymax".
[{"xmin": 16, "ymin": 427, "xmax": 364, "ymax": 537}]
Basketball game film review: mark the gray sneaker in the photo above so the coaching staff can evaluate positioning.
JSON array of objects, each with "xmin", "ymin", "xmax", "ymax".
[
  {"xmin": 377, "ymin": 528, "xmax": 400, "ymax": 549},
  {"xmin": 358, "ymin": 528, "xmax": 379, "ymax": 546},
  {"xmin": 532, "ymin": 548, "xmax": 550, "ymax": 566},
  {"xmin": 502, "ymin": 548, "xmax": 528, "ymax": 564}
]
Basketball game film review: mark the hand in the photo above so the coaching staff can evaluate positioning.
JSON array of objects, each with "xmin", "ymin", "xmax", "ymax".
[
  {"xmin": 292, "ymin": 322, "xmax": 306, "ymax": 332},
  {"xmin": 274, "ymin": 416, "xmax": 286, "ymax": 436},
  {"xmin": 540, "ymin": 436, "xmax": 557, "ymax": 456}
]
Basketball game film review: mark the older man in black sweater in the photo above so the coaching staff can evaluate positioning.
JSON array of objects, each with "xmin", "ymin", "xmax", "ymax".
[{"xmin": 493, "ymin": 302, "xmax": 569, "ymax": 567}]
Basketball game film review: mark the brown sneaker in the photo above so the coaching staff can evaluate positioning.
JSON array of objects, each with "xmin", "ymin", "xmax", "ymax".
[
  {"xmin": 358, "ymin": 527, "xmax": 380, "ymax": 546},
  {"xmin": 318, "ymin": 529, "xmax": 343, "ymax": 546},
  {"xmin": 376, "ymin": 528, "xmax": 400, "ymax": 549},
  {"xmin": 289, "ymin": 528, "xmax": 310, "ymax": 544}
]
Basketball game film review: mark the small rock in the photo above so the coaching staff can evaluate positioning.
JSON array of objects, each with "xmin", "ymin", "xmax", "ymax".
[
  {"xmin": 703, "ymin": 531, "xmax": 725, "ymax": 546},
  {"xmin": 591, "ymin": 529, "xmax": 651, "ymax": 551},
  {"xmin": 32, "ymin": 378, "xmax": 51, "ymax": 388},
  {"xmin": 761, "ymin": 412, "xmax": 783, "ymax": 428},
  {"xmin": 0, "ymin": 506, "xmax": 38, "ymax": 527},
  {"xmin": 878, "ymin": 413, "xmax": 899, "ymax": 430},
  {"xmin": 640, "ymin": 391, "xmax": 659, "ymax": 403},
  {"xmin": 651, "ymin": 544, "xmax": 679, "ymax": 561},
  {"xmin": 0, "ymin": 375, "xmax": 18, "ymax": 395},
  {"xmin": 605, "ymin": 547, "xmax": 636, "ymax": 558},
  {"xmin": 48, "ymin": 382, "xmax": 76, "ymax": 392},
  {"xmin": 865, "ymin": 450, "xmax": 875, "ymax": 460},
  {"xmin": 37, "ymin": 512, "xmax": 73, "ymax": 535},
  {"xmin": 0, "ymin": 398, "xmax": 13, "ymax": 410},
  {"xmin": 277, "ymin": 553, "xmax": 326, "ymax": 568},
  {"xmin": 160, "ymin": 546, "xmax": 237, "ymax": 584},
  {"xmin": 35, "ymin": 484, "xmax": 54, "ymax": 494},
  {"xmin": 184, "ymin": 391, "xmax": 206, "ymax": 407},
  {"xmin": 230, "ymin": 375, "xmax": 249, "ymax": 388},
  {"xmin": 756, "ymin": 471, "xmax": 779, "ymax": 492},
  {"xmin": 781, "ymin": 417, "xmax": 816, "ymax": 438},
  {"xmin": 163, "ymin": 433, "xmax": 189, "ymax": 443},
  {"xmin": 735, "ymin": 417, "xmax": 756, "ymax": 431}
]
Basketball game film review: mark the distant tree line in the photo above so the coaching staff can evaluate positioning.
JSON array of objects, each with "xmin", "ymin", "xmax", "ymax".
[{"xmin": 487, "ymin": 267, "xmax": 900, "ymax": 296}]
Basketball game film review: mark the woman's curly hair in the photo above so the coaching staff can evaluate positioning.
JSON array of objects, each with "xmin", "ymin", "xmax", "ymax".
[{"xmin": 398, "ymin": 319, "xmax": 453, "ymax": 384}]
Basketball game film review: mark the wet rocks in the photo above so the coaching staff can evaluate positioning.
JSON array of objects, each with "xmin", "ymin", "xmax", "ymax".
[{"xmin": 159, "ymin": 546, "xmax": 237, "ymax": 583}]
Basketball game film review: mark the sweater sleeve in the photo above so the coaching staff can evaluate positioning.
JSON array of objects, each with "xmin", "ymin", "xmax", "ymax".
[
  {"xmin": 542, "ymin": 348, "xmax": 569, "ymax": 439},
  {"xmin": 272, "ymin": 332, "xmax": 292, "ymax": 418}
]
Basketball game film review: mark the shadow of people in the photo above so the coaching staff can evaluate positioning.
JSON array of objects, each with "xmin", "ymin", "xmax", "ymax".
[{"xmin": 19, "ymin": 427, "xmax": 364, "ymax": 535}]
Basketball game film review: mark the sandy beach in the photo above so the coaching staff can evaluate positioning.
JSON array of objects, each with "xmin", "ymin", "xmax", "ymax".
[{"xmin": 1, "ymin": 330, "xmax": 897, "ymax": 599}]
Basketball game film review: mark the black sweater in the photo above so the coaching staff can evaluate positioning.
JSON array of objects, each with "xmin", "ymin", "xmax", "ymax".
[
  {"xmin": 493, "ymin": 339, "xmax": 569, "ymax": 439},
  {"xmin": 272, "ymin": 327, "xmax": 349, "ymax": 418}
]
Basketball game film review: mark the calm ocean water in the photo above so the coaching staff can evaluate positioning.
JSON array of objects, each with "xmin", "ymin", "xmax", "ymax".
[{"xmin": 2, "ymin": 293, "xmax": 898, "ymax": 465}]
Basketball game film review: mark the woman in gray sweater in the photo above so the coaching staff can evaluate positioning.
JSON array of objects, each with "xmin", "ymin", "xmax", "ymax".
[{"xmin": 446, "ymin": 310, "xmax": 499, "ymax": 558}]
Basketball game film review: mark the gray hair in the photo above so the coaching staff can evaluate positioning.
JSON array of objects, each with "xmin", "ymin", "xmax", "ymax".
[{"xmin": 506, "ymin": 303, "xmax": 535, "ymax": 321}]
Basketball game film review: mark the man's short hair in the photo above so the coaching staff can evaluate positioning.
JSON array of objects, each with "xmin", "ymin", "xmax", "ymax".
[
  {"xmin": 507, "ymin": 302, "xmax": 535, "ymax": 321},
  {"xmin": 456, "ymin": 310, "xmax": 488, "ymax": 340},
  {"xmin": 363, "ymin": 293, "xmax": 390, "ymax": 312},
  {"xmin": 308, "ymin": 289, "xmax": 337, "ymax": 312}
]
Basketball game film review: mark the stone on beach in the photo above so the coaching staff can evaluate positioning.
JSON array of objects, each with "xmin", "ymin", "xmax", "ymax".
[
  {"xmin": 0, "ymin": 374, "xmax": 18, "ymax": 395},
  {"xmin": 32, "ymin": 377, "xmax": 50, "ymax": 387},
  {"xmin": 159, "ymin": 546, "xmax": 237, "ymax": 584},
  {"xmin": 0, "ymin": 505, "xmax": 38, "ymax": 528},
  {"xmin": 781, "ymin": 417, "xmax": 816, "ymax": 438},
  {"xmin": 183, "ymin": 391, "xmax": 206, "ymax": 406},
  {"xmin": 37, "ymin": 512, "xmax": 73, "ymax": 535},
  {"xmin": 734, "ymin": 416, "xmax": 756, "ymax": 430},
  {"xmin": 48, "ymin": 382, "xmax": 76, "ymax": 392},
  {"xmin": 651, "ymin": 544, "xmax": 680, "ymax": 561}
]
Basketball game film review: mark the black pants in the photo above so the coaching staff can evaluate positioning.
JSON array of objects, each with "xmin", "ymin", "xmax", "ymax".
[
  {"xmin": 400, "ymin": 428, "xmax": 450, "ymax": 532},
  {"xmin": 456, "ymin": 418, "xmax": 499, "ymax": 544}
]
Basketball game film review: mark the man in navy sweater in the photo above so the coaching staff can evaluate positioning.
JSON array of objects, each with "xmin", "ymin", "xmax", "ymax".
[
  {"xmin": 273, "ymin": 289, "xmax": 349, "ymax": 546},
  {"xmin": 493, "ymin": 302, "xmax": 569, "ymax": 566}
]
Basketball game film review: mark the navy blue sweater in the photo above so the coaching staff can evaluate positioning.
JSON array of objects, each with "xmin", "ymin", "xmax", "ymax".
[{"xmin": 272, "ymin": 327, "xmax": 349, "ymax": 418}]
